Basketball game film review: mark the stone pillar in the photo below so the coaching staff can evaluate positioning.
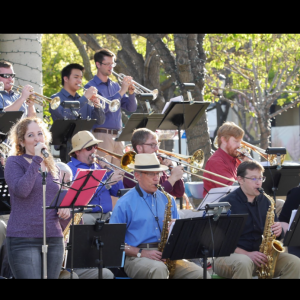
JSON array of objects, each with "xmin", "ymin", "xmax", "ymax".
[{"xmin": 0, "ymin": 34, "xmax": 43, "ymax": 119}]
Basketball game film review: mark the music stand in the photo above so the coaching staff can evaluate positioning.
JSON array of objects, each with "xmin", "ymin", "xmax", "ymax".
[
  {"xmin": 283, "ymin": 205, "xmax": 300, "ymax": 248},
  {"xmin": 115, "ymin": 113, "xmax": 164, "ymax": 142},
  {"xmin": 262, "ymin": 164, "xmax": 300, "ymax": 202},
  {"xmin": 66, "ymin": 223, "xmax": 126, "ymax": 279},
  {"xmin": 158, "ymin": 101, "xmax": 209, "ymax": 154},
  {"xmin": 50, "ymin": 119, "xmax": 96, "ymax": 163},
  {"xmin": 162, "ymin": 214, "xmax": 248, "ymax": 278},
  {"xmin": 0, "ymin": 111, "xmax": 23, "ymax": 135},
  {"xmin": 0, "ymin": 179, "xmax": 10, "ymax": 215}
]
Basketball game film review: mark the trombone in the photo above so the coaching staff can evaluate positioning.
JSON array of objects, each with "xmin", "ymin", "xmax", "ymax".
[
  {"xmin": 0, "ymin": 82, "xmax": 60, "ymax": 110},
  {"xmin": 112, "ymin": 70, "xmax": 159, "ymax": 100},
  {"xmin": 77, "ymin": 85, "xmax": 120, "ymax": 112}
]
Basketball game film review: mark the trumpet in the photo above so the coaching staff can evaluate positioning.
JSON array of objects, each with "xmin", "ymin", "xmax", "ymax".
[
  {"xmin": 0, "ymin": 82, "xmax": 60, "ymax": 110},
  {"xmin": 112, "ymin": 70, "xmax": 159, "ymax": 100},
  {"xmin": 77, "ymin": 85, "xmax": 120, "ymax": 113}
]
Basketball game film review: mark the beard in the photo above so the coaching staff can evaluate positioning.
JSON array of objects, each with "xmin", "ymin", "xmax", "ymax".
[{"xmin": 225, "ymin": 145, "xmax": 239, "ymax": 158}]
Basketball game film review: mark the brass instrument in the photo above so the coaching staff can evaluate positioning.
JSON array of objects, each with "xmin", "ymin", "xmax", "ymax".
[
  {"xmin": 157, "ymin": 184, "xmax": 176, "ymax": 276},
  {"xmin": 0, "ymin": 142, "xmax": 11, "ymax": 169},
  {"xmin": 257, "ymin": 188, "xmax": 285, "ymax": 279},
  {"xmin": 112, "ymin": 70, "xmax": 159, "ymax": 100},
  {"xmin": 0, "ymin": 82, "xmax": 60, "ymax": 110},
  {"xmin": 77, "ymin": 85, "xmax": 120, "ymax": 112}
]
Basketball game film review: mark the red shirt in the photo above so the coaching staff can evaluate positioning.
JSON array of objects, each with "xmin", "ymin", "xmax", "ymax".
[{"xmin": 203, "ymin": 148, "xmax": 241, "ymax": 197}]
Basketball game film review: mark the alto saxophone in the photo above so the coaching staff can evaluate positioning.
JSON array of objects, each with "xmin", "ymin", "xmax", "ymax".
[
  {"xmin": 156, "ymin": 184, "xmax": 176, "ymax": 277},
  {"xmin": 257, "ymin": 188, "xmax": 285, "ymax": 279}
]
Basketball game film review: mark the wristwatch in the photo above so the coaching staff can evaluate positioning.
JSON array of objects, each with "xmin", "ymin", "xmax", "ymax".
[{"xmin": 137, "ymin": 248, "xmax": 143, "ymax": 258}]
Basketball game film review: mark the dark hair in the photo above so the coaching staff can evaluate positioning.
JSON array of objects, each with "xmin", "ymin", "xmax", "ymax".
[
  {"xmin": 0, "ymin": 61, "xmax": 12, "ymax": 69},
  {"xmin": 217, "ymin": 121, "xmax": 244, "ymax": 147},
  {"xmin": 237, "ymin": 161, "xmax": 265, "ymax": 178},
  {"xmin": 131, "ymin": 128, "xmax": 158, "ymax": 153},
  {"xmin": 94, "ymin": 48, "xmax": 115, "ymax": 67},
  {"xmin": 61, "ymin": 63, "xmax": 84, "ymax": 86}
]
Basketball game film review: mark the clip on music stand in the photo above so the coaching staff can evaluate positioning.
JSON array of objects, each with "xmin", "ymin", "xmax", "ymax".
[
  {"xmin": 283, "ymin": 205, "xmax": 300, "ymax": 248},
  {"xmin": 0, "ymin": 179, "xmax": 10, "ymax": 215},
  {"xmin": 115, "ymin": 113, "xmax": 164, "ymax": 142},
  {"xmin": 66, "ymin": 223, "xmax": 127, "ymax": 279},
  {"xmin": 162, "ymin": 214, "xmax": 248, "ymax": 279},
  {"xmin": 50, "ymin": 119, "xmax": 96, "ymax": 163},
  {"xmin": 0, "ymin": 111, "xmax": 23, "ymax": 136},
  {"xmin": 48, "ymin": 168, "xmax": 106, "ymax": 279}
]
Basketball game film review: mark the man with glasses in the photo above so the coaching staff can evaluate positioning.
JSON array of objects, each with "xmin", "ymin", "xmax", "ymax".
[
  {"xmin": 214, "ymin": 160, "xmax": 300, "ymax": 279},
  {"xmin": 85, "ymin": 49, "xmax": 137, "ymax": 168},
  {"xmin": 67, "ymin": 131, "xmax": 124, "ymax": 224},
  {"xmin": 110, "ymin": 153, "xmax": 206, "ymax": 279},
  {"xmin": 123, "ymin": 128, "xmax": 185, "ymax": 199},
  {"xmin": 0, "ymin": 61, "xmax": 36, "ymax": 117}
]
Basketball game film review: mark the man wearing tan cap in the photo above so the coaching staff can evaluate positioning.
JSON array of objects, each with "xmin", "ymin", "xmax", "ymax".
[
  {"xmin": 67, "ymin": 131, "xmax": 124, "ymax": 223},
  {"xmin": 110, "ymin": 153, "xmax": 207, "ymax": 279}
]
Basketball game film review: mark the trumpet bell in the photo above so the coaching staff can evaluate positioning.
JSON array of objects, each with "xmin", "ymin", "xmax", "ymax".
[
  {"xmin": 190, "ymin": 149, "xmax": 205, "ymax": 174},
  {"xmin": 109, "ymin": 99, "xmax": 121, "ymax": 112}
]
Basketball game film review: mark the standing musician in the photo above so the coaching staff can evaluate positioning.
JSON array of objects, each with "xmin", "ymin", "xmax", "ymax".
[
  {"xmin": 123, "ymin": 128, "xmax": 185, "ymax": 199},
  {"xmin": 67, "ymin": 130, "xmax": 124, "ymax": 224},
  {"xmin": 85, "ymin": 48, "xmax": 137, "ymax": 168},
  {"xmin": 214, "ymin": 161, "xmax": 300, "ymax": 279},
  {"xmin": 4, "ymin": 117, "xmax": 70, "ymax": 279},
  {"xmin": 279, "ymin": 186, "xmax": 300, "ymax": 258},
  {"xmin": 109, "ymin": 153, "xmax": 207, "ymax": 279},
  {"xmin": 0, "ymin": 61, "xmax": 36, "ymax": 117}
]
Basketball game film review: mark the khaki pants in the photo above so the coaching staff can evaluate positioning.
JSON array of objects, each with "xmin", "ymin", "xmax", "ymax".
[
  {"xmin": 124, "ymin": 248, "xmax": 209, "ymax": 279},
  {"xmin": 214, "ymin": 252, "xmax": 300, "ymax": 279},
  {"xmin": 82, "ymin": 212, "xmax": 111, "ymax": 225}
]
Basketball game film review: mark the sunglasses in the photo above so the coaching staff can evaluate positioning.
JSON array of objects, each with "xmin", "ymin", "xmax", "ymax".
[
  {"xmin": 84, "ymin": 144, "xmax": 98, "ymax": 151},
  {"xmin": 0, "ymin": 74, "xmax": 16, "ymax": 79}
]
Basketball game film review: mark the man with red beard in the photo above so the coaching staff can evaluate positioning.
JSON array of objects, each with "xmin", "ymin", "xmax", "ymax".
[{"xmin": 203, "ymin": 122, "xmax": 251, "ymax": 198}]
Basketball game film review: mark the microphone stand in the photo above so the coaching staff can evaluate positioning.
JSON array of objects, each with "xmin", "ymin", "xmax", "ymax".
[{"xmin": 42, "ymin": 168, "xmax": 48, "ymax": 279}]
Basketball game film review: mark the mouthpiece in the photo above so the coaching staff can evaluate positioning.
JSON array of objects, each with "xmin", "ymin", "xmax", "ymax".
[{"xmin": 257, "ymin": 188, "xmax": 264, "ymax": 194}]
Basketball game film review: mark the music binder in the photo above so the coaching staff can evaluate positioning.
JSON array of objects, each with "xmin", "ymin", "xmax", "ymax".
[{"xmin": 283, "ymin": 205, "xmax": 300, "ymax": 248}]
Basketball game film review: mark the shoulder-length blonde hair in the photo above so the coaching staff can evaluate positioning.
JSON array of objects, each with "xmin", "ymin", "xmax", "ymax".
[{"xmin": 8, "ymin": 117, "xmax": 58, "ymax": 178}]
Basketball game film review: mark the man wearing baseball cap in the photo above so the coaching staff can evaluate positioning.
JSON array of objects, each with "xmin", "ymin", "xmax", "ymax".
[
  {"xmin": 67, "ymin": 130, "xmax": 124, "ymax": 223},
  {"xmin": 110, "ymin": 153, "xmax": 206, "ymax": 279}
]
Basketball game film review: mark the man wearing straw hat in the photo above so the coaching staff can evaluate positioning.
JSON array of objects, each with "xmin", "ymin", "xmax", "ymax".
[
  {"xmin": 67, "ymin": 130, "xmax": 124, "ymax": 224},
  {"xmin": 110, "ymin": 153, "xmax": 207, "ymax": 279}
]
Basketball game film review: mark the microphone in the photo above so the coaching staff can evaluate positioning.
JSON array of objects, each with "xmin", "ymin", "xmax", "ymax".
[{"xmin": 41, "ymin": 148, "xmax": 49, "ymax": 158}]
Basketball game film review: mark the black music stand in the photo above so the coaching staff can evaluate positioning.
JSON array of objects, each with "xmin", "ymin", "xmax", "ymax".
[
  {"xmin": 283, "ymin": 205, "xmax": 300, "ymax": 248},
  {"xmin": 0, "ymin": 111, "xmax": 23, "ymax": 135},
  {"xmin": 50, "ymin": 119, "xmax": 96, "ymax": 163},
  {"xmin": 0, "ymin": 179, "xmax": 10, "ymax": 215},
  {"xmin": 115, "ymin": 113, "xmax": 164, "ymax": 142},
  {"xmin": 262, "ymin": 164, "xmax": 300, "ymax": 203},
  {"xmin": 66, "ymin": 223, "xmax": 126, "ymax": 279},
  {"xmin": 158, "ymin": 101, "xmax": 209, "ymax": 154},
  {"xmin": 162, "ymin": 214, "xmax": 248, "ymax": 278}
]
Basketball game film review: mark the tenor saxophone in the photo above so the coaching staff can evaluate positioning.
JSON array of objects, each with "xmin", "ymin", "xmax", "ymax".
[
  {"xmin": 257, "ymin": 188, "xmax": 285, "ymax": 279},
  {"xmin": 156, "ymin": 184, "xmax": 176, "ymax": 277}
]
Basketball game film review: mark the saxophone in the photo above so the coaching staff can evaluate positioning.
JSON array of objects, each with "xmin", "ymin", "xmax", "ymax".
[
  {"xmin": 257, "ymin": 188, "xmax": 285, "ymax": 279},
  {"xmin": 156, "ymin": 184, "xmax": 176, "ymax": 277}
]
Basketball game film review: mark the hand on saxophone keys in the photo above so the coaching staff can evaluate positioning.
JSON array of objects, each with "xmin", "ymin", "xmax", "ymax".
[{"xmin": 271, "ymin": 222, "xmax": 283, "ymax": 237}]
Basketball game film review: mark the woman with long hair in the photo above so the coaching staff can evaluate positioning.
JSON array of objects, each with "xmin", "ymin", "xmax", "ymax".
[{"xmin": 4, "ymin": 117, "xmax": 70, "ymax": 279}]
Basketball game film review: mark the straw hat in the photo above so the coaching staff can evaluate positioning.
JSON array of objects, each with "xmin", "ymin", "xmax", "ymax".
[
  {"xmin": 68, "ymin": 131, "xmax": 103, "ymax": 155},
  {"xmin": 127, "ymin": 153, "xmax": 169, "ymax": 172}
]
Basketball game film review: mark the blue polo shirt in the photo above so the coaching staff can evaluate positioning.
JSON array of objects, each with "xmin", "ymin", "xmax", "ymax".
[{"xmin": 0, "ymin": 90, "xmax": 27, "ymax": 115}]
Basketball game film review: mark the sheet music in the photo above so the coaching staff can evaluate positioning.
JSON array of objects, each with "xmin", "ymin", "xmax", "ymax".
[
  {"xmin": 288, "ymin": 209, "xmax": 298, "ymax": 230},
  {"xmin": 162, "ymin": 96, "xmax": 183, "ymax": 114},
  {"xmin": 196, "ymin": 185, "xmax": 239, "ymax": 210}
]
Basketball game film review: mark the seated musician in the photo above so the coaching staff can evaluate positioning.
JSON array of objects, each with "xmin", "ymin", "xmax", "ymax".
[
  {"xmin": 56, "ymin": 162, "xmax": 114, "ymax": 279},
  {"xmin": 214, "ymin": 161, "xmax": 300, "ymax": 279},
  {"xmin": 123, "ymin": 128, "xmax": 185, "ymax": 199},
  {"xmin": 67, "ymin": 130, "xmax": 124, "ymax": 224},
  {"xmin": 279, "ymin": 186, "xmax": 300, "ymax": 258},
  {"xmin": 0, "ymin": 61, "xmax": 36, "ymax": 117},
  {"xmin": 110, "ymin": 153, "xmax": 207, "ymax": 279}
]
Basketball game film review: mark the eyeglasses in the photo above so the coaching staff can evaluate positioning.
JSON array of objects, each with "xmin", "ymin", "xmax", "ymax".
[
  {"xmin": 141, "ymin": 172, "xmax": 163, "ymax": 178},
  {"xmin": 0, "ymin": 74, "xmax": 15, "ymax": 79},
  {"xmin": 242, "ymin": 176, "xmax": 266, "ymax": 182},
  {"xmin": 142, "ymin": 142, "xmax": 161, "ymax": 149},
  {"xmin": 100, "ymin": 62, "xmax": 117, "ymax": 67},
  {"xmin": 84, "ymin": 144, "xmax": 98, "ymax": 151}
]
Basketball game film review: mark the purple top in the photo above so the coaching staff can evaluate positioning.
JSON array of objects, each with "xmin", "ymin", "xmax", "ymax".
[
  {"xmin": 4, "ymin": 155, "xmax": 63, "ymax": 238},
  {"xmin": 85, "ymin": 75, "xmax": 137, "ymax": 130}
]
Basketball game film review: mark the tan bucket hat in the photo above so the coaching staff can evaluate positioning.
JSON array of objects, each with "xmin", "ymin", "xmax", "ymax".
[
  {"xmin": 127, "ymin": 153, "xmax": 169, "ymax": 172},
  {"xmin": 68, "ymin": 131, "xmax": 103, "ymax": 155}
]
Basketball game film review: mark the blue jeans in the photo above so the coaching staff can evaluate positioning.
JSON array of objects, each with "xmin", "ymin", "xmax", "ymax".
[{"xmin": 6, "ymin": 237, "xmax": 64, "ymax": 279}]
